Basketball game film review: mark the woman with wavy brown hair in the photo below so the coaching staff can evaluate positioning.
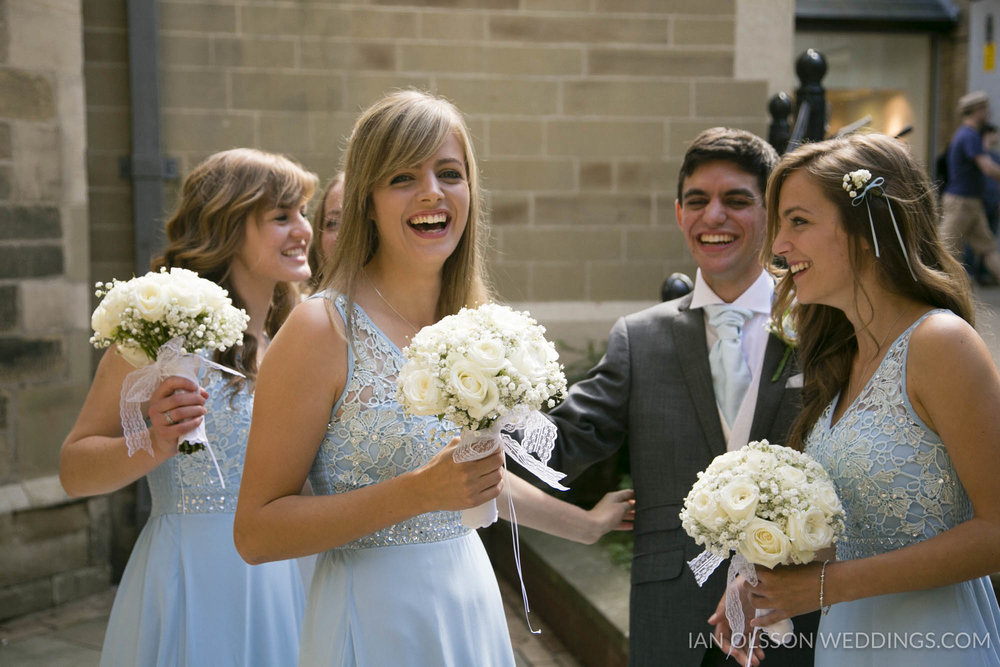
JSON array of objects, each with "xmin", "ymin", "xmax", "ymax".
[
  {"xmin": 60, "ymin": 148, "xmax": 318, "ymax": 666},
  {"xmin": 739, "ymin": 133, "xmax": 1000, "ymax": 666}
]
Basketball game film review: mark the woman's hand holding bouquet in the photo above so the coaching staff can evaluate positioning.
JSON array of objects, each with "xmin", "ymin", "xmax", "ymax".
[
  {"xmin": 398, "ymin": 303, "xmax": 568, "ymax": 528},
  {"xmin": 90, "ymin": 267, "xmax": 249, "ymax": 472},
  {"xmin": 680, "ymin": 440, "xmax": 844, "ymax": 661}
]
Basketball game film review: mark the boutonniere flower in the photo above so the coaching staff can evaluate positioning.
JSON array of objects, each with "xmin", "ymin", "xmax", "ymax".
[{"xmin": 765, "ymin": 309, "xmax": 797, "ymax": 382}]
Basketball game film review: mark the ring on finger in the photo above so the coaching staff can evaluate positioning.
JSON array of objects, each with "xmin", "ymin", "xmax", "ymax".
[{"xmin": 164, "ymin": 409, "xmax": 176, "ymax": 425}]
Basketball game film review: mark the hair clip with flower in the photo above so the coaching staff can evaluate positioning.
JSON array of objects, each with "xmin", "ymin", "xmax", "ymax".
[{"xmin": 842, "ymin": 169, "xmax": 917, "ymax": 281}]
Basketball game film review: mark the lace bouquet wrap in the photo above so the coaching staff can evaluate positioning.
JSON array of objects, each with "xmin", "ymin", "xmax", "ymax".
[
  {"xmin": 398, "ymin": 303, "xmax": 569, "ymax": 528},
  {"xmin": 90, "ymin": 267, "xmax": 250, "ymax": 469},
  {"xmin": 680, "ymin": 440, "xmax": 844, "ymax": 656}
]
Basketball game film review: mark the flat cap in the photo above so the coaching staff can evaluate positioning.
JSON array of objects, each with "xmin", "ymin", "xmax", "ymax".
[{"xmin": 958, "ymin": 90, "xmax": 990, "ymax": 113}]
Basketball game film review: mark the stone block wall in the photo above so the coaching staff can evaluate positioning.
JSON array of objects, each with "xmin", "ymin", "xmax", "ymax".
[
  {"xmin": 82, "ymin": 0, "xmax": 791, "ymax": 354},
  {"xmin": 0, "ymin": 0, "xmax": 109, "ymax": 620}
]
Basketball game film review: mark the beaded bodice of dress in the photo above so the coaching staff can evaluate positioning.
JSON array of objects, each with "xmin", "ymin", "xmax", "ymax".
[
  {"xmin": 805, "ymin": 309, "xmax": 973, "ymax": 561},
  {"xmin": 147, "ymin": 355, "xmax": 252, "ymax": 517},
  {"xmin": 308, "ymin": 291, "xmax": 468, "ymax": 550}
]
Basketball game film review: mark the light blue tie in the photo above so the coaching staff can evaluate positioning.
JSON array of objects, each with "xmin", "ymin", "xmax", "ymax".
[{"xmin": 704, "ymin": 304, "xmax": 753, "ymax": 426}]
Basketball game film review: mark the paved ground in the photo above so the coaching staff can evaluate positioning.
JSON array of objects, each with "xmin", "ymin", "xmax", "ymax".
[
  {"xmin": 0, "ymin": 572, "xmax": 580, "ymax": 667},
  {"xmin": 2, "ymin": 285, "xmax": 998, "ymax": 667}
]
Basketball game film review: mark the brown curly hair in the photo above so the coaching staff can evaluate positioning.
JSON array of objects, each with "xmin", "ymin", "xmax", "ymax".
[
  {"xmin": 152, "ymin": 148, "xmax": 318, "ymax": 393},
  {"xmin": 763, "ymin": 133, "xmax": 972, "ymax": 450}
]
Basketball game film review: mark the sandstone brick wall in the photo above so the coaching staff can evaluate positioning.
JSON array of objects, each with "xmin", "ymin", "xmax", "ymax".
[
  {"xmin": 0, "ymin": 0, "xmax": 109, "ymax": 620},
  {"xmin": 83, "ymin": 0, "xmax": 790, "ymax": 352}
]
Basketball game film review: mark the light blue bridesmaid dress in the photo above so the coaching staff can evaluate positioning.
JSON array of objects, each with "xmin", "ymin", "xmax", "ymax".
[
  {"xmin": 805, "ymin": 309, "xmax": 1000, "ymax": 666},
  {"xmin": 100, "ymin": 359, "xmax": 305, "ymax": 666},
  {"xmin": 298, "ymin": 292, "xmax": 515, "ymax": 667}
]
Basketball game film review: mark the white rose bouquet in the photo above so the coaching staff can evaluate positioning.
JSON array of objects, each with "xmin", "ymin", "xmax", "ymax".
[
  {"xmin": 90, "ymin": 267, "xmax": 249, "ymax": 466},
  {"xmin": 398, "ymin": 303, "xmax": 569, "ymax": 528},
  {"xmin": 680, "ymin": 440, "xmax": 844, "ymax": 650}
]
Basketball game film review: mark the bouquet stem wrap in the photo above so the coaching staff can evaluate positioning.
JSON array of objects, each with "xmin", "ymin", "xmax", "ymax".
[
  {"xmin": 120, "ymin": 337, "xmax": 245, "ymax": 486},
  {"xmin": 725, "ymin": 555, "xmax": 795, "ymax": 658},
  {"xmin": 452, "ymin": 405, "xmax": 568, "ymax": 529}
]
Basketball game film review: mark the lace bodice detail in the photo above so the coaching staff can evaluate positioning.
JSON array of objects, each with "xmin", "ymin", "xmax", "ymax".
[
  {"xmin": 308, "ymin": 291, "xmax": 469, "ymax": 550},
  {"xmin": 805, "ymin": 310, "xmax": 972, "ymax": 561},
  {"xmin": 147, "ymin": 354, "xmax": 252, "ymax": 516}
]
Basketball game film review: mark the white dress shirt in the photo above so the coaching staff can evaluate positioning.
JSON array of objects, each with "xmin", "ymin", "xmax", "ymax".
[{"xmin": 689, "ymin": 268, "xmax": 775, "ymax": 451}]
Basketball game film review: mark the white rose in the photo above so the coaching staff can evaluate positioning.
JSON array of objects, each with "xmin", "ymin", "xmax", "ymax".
[
  {"xmin": 740, "ymin": 518, "xmax": 791, "ymax": 568},
  {"xmin": 117, "ymin": 343, "xmax": 152, "ymax": 368},
  {"xmin": 399, "ymin": 366, "xmax": 442, "ymax": 416},
  {"xmin": 171, "ymin": 284, "xmax": 205, "ymax": 317},
  {"xmin": 450, "ymin": 360, "xmax": 500, "ymax": 421},
  {"xmin": 775, "ymin": 465, "xmax": 807, "ymax": 487},
  {"xmin": 687, "ymin": 487, "xmax": 727, "ymax": 529},
  {"xmin": 742, "ymin": 449, "xmax": 777, "ymax": 474},
  {"xmin": 466, "ymin": 337, "xmax": 507, "ymax": 373},
  {"xmin": 205, "ymin": 288, "xmax": 230, "ymax": 311},
  {"xmin": 811, "ymin": 482, "xmax": 843, "ymax": 517},
  {"xmin": 719, "ymin": 477, "xmax": 760, "ymax": 521},
  {"xmin": 486, "ymin": 305, "xmax": 532, "ymax": 335},
  {"xmin": 132, "ymin": 277, "xmax": 169, "ymax": 321},
  {"xmin": 707, "ymin": 450, "xmax": 742, "ymax": 474},
  {"xmin": 91, "ymin": 304, "xmax": 118, "ymax": 338},
  {"xmin": 786, "ymin": 508, "xmax": 835, "ymax": 556},
  {"xmin": 509, "ymin": 339, "xmax": 552, "ymax": 383}
]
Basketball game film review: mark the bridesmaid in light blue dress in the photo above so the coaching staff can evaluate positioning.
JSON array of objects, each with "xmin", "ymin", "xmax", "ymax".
[
  {"xmin": 98, "ymin": 362, "xmax": 305, "ymax": 666},
  {"xmin": 739, "ymin": 133, "xmax": 1000, "ymax": 666},
  {"xmin": 235, "ymin": 91, "xmax": 635, "ymax": 667},
  {"xmin": 805, "ymin": 310, "xmax": 1000, "ymax": 666},
  {"xmin": 60, "ymin": 149, "xmax": 319, "ymax": 666},
  {"xmin": 299, "ymin": 292, "xmax": 515, "ymax": 665}
]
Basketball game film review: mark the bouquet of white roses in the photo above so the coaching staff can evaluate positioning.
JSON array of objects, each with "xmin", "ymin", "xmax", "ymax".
[
  {"xmin": 681, "ymin": 440, "xmax": 844, "ymax": 649},
  {"xmin": 398, "ymin": 303, "xmax": 569, "ymax": 528},
  {"xmin": 91, "ymin": 267, "xmax": 249, "ymax": 462}
]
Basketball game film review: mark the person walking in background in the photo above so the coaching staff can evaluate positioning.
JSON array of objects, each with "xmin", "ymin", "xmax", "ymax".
[
  {"xmin": 305, "ymin": 171, "xmax": 344, "ymax": 294},
  {"xmin": 233, "ymin": 90, "xmax": 633, "ymax": 666},
  {"xmin": 968, "ymin": 123, "xmax": 1000, "ymax": 283},
  {"xmin": 59, "ymin": 149, "xmax": 317, "ymax": 666},
  {"xmin": 940, "ymin": 90, "xmax": 1000, "ymax": 285},
  {"xmin": 544, "ymin": 127, "xmax": 818, "ymax": 666},
  {"xmin": 744, "ymin": 132, "xmax": 1000, "ymax": 666}
]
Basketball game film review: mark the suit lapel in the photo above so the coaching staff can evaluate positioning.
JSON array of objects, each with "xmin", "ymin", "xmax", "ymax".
[
  {"xmin": 673, "ymin": 297, "xmax": 727, "ymax": 458},
  {"xmin": 749, "ymin": 333, "xmax": 792, "ymax": 443}
]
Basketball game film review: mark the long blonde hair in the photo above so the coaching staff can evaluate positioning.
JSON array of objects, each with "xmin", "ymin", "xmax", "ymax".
[
  {"xmin": 763, "ymin": 133, "xmax": 972, "ymax": 449},
  {"xmin": 323, "ymin": 90, "xmax": 491, "ymax": 333},
  {"xmin": 153, "ymin": 148, "xmax": 318, "ymax": 391}
]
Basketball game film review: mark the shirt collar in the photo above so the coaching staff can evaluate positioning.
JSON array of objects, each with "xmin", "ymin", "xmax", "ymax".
[{"xmin": 689, "ymin": 268, "xmax": 774, "ymax": 315}]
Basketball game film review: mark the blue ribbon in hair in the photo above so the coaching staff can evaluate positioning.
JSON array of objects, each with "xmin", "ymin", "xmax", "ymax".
[{"xmin": 851, "ymin": 176, "xmax": 918, "ymax": 281}]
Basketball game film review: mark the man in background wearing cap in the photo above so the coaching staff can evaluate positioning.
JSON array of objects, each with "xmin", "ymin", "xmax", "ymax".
[{"xmin": 941, "ymin": 90, "xmax": 1000, "ymax": 284}]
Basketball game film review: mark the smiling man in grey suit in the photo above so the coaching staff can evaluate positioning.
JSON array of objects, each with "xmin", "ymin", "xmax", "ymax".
[{"xmin": 546, "ymin": 128, "xmax": 817, "ymax": 666}]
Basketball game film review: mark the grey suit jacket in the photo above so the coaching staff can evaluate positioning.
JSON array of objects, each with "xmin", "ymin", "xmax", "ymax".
[{"xmin": 547, "ymin": 293, "xmax": 802, "ymax": 667}]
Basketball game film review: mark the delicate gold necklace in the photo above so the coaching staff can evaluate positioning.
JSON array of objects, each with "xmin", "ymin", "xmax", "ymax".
[
  {"xmin": 847, "ymin": 308, "xmax": 909, "ymax": 401},
  {"xmin": 364, "ymin": 270, "xmax": 420, "ymax": 336}
]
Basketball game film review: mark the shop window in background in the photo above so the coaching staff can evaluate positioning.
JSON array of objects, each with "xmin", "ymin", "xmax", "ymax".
[{"xmin": 795, "ymin": 32, "xmax": 931, "ymax": 162}]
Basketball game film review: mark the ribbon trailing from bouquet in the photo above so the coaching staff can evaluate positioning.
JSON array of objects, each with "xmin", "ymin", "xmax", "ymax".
[
  {"xmin": 453, "ymin": 404, "xmax": 568, "ymax": 633},
  {"xmin": 452, "ymin": 404, "xmax": 569, "ymax": 491},
  {"xmin": 725, "ymin": 554, "xmax": 759, "ymax": 664},
  {"xmin": 688, "ymin": 549, "xmax": 727, "ymax": 587},
  {"xmin": 119, "ymin": 337, "xmax": 244, "ymax": 487},
  {"xmin": 688, "ymin": 550, "xmax": 758, "ymax": 665},
  {"xmin": 688, "ymin": 550, "xmax": 792, "ymax": 666}
]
